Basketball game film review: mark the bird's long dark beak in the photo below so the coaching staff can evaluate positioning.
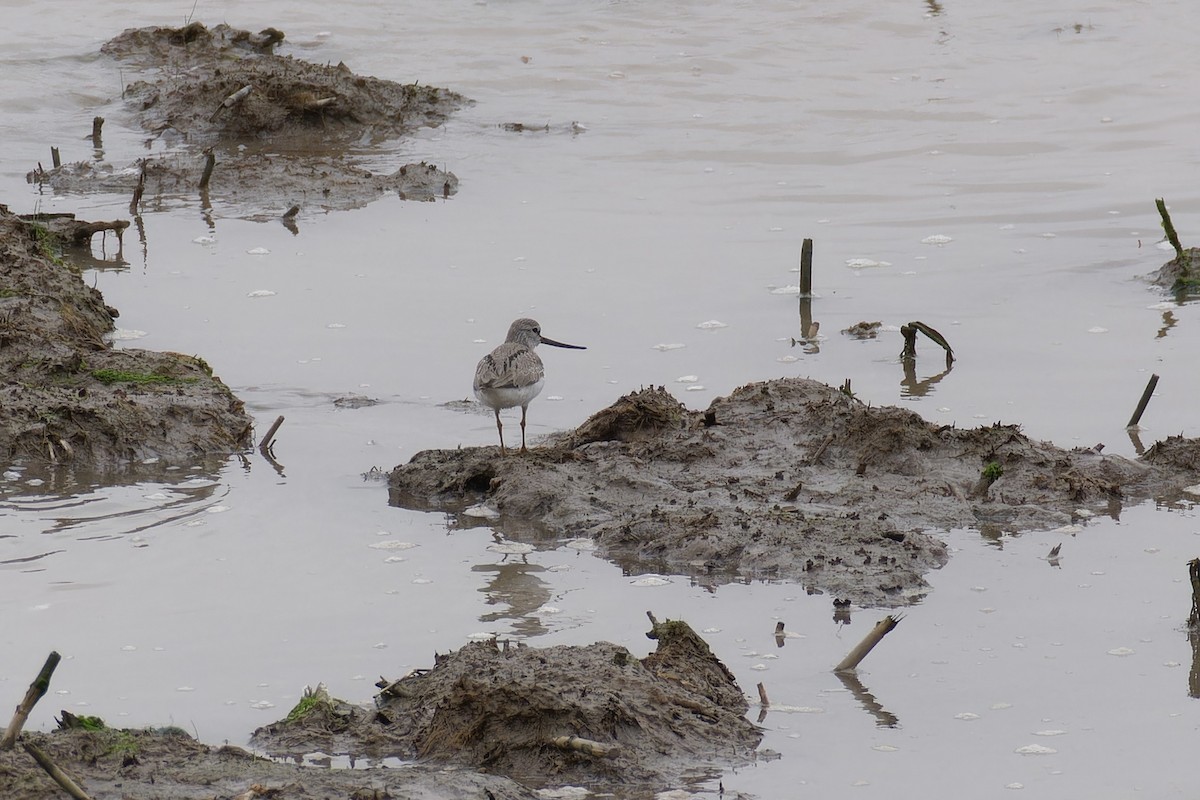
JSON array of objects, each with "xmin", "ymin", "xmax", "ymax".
[{"xmin": 541, "ymin": 335, "xmax": 586, "ymax": 350}]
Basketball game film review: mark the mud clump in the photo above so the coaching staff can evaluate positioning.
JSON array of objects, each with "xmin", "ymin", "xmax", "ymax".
[
  {"xmin": 28, "ymin": 22, "xmax": 464, "ymax": 216},
  {"xmin": 0, "ymin": 206, "xmax": 251, "ymax": 472},
  {"xmin": 0, "ymin": 726, "xmax": 537, "ymax": 800},
  {"xmin": 1146, "ymin": 246, "xmax": 1200, "ymax": 294},
  {"xmin": 252, "ymin": 617, "xmax": 762, "ymax": 790},
  {"xmin": 390, "ymin": 380, "xmax": 1200, "ymax": 607}
]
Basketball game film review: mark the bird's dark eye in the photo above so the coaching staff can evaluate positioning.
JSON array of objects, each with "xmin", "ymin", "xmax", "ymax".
[{"xmin": 533, "ymin": 327, "xmax": 540, "ymax": 333}]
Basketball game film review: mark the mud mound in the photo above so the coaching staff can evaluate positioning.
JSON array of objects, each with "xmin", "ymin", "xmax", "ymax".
[
  {"xmin": 1142, "ymin": 435, "xmax": 1200, "ymax": 472},
  {"xmin": 389, "ymin": 379, "xmax": 1193, "ymax": 606},
  {"xmin": 1146, "ymin": 246, "xmax": 1200, "ymax": 293},
  {"xmin": 29, "ymin": 23, "xmax": 463, "ymax": 216},
  {"xmin": 0, "ymin": 727, "xmax": 536, "ymax": 800},
  {"xmin": 0, "ymin": 208, "xmax": 251, "ymax": 471},
  {"xmin": 252, "ymin": 618, "xmax": 761, "ymax": 790},
  {"xmin": 101, "ymin": 22, "xmax": 462, "ymax": 143}
]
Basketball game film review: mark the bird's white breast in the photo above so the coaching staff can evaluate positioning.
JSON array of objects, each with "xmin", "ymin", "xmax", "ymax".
[{"xmin": 475, "ymin": 378, "xmax": 545, "ymax": 411}]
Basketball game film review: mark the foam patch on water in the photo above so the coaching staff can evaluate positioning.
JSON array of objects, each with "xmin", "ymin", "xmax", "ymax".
[
  {"xmin": 463, "ymin": 504, "xmax": 500, "ymax": 519},
  {"xmin": 368, "ymin": 540, "xmax": 418, "ymax": 550},
  {"xmin": 564, "ymin": 538, "xmax": 595, "ymax": 551},
  {"xmin": 108, "ymin": 328, "xmax": 148, "ymax": 341},
  {"xmin": 488, "ymin": 542, "xmax": 535, "ymax": 555}
]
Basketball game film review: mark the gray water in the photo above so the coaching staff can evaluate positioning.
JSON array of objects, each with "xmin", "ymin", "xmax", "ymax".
[{"xmin": 2, "ymin": 1, "xmax": 1200, "ymax": 797}]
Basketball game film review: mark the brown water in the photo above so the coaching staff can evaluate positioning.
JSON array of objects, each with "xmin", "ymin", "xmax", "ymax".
[{"xmin": 2, "ymin": 1, "xmax": 1200, "ymax": 796}]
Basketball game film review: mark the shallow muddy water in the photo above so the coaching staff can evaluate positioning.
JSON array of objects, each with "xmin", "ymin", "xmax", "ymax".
[{"xmin": 3, "ymin": 0, "xmax": 1200, "ymax": 797}]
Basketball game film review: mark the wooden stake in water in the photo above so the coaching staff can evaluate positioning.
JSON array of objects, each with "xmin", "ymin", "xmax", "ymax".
[
  {"xmin": 199, "ymin": 148, "xmax": 216, "ymax": 190},
  {"xmin": 50, "ymin": 147, "xmax": 61, "ymax": 169},
  {"xmin": 799, "ymin": 238, "xmax": 813, "ymax": 297},
  {"xmin": 834, "ymin": 615, "xmax": 902, "ymax": 673},
  {"xmin": 1126, "ymin": 373, "xmax": 1159, "ymax": 429}
]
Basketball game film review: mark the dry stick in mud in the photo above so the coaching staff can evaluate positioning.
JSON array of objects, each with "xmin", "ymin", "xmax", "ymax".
[
  {"xmin": 0, "ymin": 651, "xmax": 62, "ymax": 750},
  {"xmin": 22, "ymin": 743, "xmax": 94, "ymax": 800},
  {"xmin": 550, "ymin": 735, "xmax": 620, "ymax": 759},
  {"xmin": 756, "ymin": 682, "xmax": 770, "ymax": 708},
  {"xmin": 209, "ymin": 84, "xmax": 254, "ymax": 122},
  {"xmin": 50, "ymin": 146, "xmax": 61, "ymax": 169},
  {"xmin": 834, "ymin": 615, "xmax": 903, "ymax": 673},
  {"xmin": 1127, "ymin": 374, "xmax": 1160, "ymax": 429},
  {"xmin": 90, "ymin": 116, "xmax": 104, "ymax": 147}
]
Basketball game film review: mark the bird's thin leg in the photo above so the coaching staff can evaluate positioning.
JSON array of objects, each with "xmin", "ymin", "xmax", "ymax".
[
  {"xmin": 519, "ymin": 405, "xmax": 529, "ymax": 453},
  {"xmin": 494, "ymin": 409, "xmax": 507, "ymax": 455}
]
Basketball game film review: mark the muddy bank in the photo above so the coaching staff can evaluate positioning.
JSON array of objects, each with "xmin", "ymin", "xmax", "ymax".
[
  {"xmin": 0, "ymin": 727, "xmax": 537, "ymax": 800},
  {"xmin": 1, "ymin": 620, "xmax": 753, "ymax": 798},
  {"xmin": 0, "ymin": 206, "xmax": 251, "ymax": 473},
  {"xmin": 252, "ymin": 617, "xmax": 761, "ymax": 790},
  {"xmin": 390, "ymin": 379, "xmax": 1200, "ymax": 607},
  {"xmin": 27, "ymin": 22, "xmax": 463, "ymax": 216}
]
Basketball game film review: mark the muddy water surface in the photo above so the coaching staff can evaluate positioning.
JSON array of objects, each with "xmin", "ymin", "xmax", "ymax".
[{"xmin": 3, "ymin": 0, "xmax": 1200, "ymax": 797}]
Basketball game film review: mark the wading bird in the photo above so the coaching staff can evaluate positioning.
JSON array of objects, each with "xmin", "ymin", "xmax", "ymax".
[{"xmin": 473, "ymin": 318, "xmax": 586, "ymax": 454}]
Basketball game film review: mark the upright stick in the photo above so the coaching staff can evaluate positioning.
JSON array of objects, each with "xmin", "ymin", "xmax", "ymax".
[
  {"xmin": 1127, "ymin": 374, "xmax": 1159, "ymax": 429},
  {"xmin": 799, "ymin": 238, "xmax": 813, "ymax": 297},
  {"xmin": 1, "ymin": 651, "xmax": 61, "ymax": 750},
  {"xmin": 834, "ymin": 615, "xmax": 902, "ymax": 673}
]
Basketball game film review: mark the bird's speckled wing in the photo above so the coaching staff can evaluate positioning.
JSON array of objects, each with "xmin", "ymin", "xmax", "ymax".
[{"xmin": 474, "ymin": 343, "xmax": 544, "ymax": 390}]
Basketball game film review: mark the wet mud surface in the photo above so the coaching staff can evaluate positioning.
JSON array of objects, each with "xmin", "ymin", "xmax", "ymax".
[
  {"xmin": 253, "ymin": 618, "xmax": 761, "ymax": 791},
  {"xmin": 27, "ymin": 23, "xmax": 463, "ymax": 216},
  {"xmin": 1, "ymin": 620, "xmax": 756, "ymax": 798},
  {"xmin": 0, "ymin": 728, "xmax": 538, "ymax": 800},
  {"xmin": 0, "ymin": 207, "xmax": 251, "ymax": 474},
  {"xmin": 1146, "ymin": 246, "xmax": 1200, "ymax": 295},
  {"xmin": 390, "ymin": 380, "xmax": 1200, "ymax": 607}
]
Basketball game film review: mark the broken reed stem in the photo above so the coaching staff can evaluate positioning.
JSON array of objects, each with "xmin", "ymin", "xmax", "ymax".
[
  {"xmin": 756, "ymin": 682, "xmax": 770, "ymax": 708},
  {"xmin": 258, "ymin": 415, "xmax": 285, "ymax": 455},
  {"xmin": 91, "ymin": 116, "xmax": 104, "ymax": 146},
  {"xmin": 199, "ymin": 149, "xmax": 216, "ymax": 190},
  {"xmin": 1156, "ymin": 198, "xmax": 1184, "ymax": 260},
  {"xmin": 1126, "ymin": 374, "xmax": 1159, "ymax": 429},
  {"xmin": 834, "ymin": 615, "xmax": 902, "ymax": 673},
  {"xmin": 799, "ymin": 238, "xmax": 813, "ymax": 297},
  {"xmin": 22, "ymin": 742, "xmax": 94, "ymax": 800},
  {"xmin": 1, "ymin": 651, "xmax": 62, "ymax": 750},
  {"xmin": 1188, "ymin": 558, "xmax": 1200, "ymax": 629},
  {"xmin": 550, "ymin": 735, "xmax": 619, "ymax": 759},
  {"xmin": 50, "ymin": 147, "xmax": 61, "ymax": 169}
]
